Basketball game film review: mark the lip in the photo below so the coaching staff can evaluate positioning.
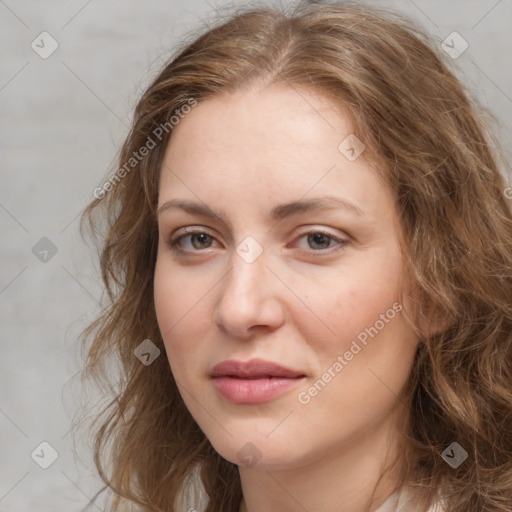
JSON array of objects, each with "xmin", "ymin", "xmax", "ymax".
[
  {"xmin": 211, "ymin": 358, "xmax": 305, "ymax": 379},
  {"xmin": 210, "ymin": 358, "xmax": 306, "ymax": 404}
]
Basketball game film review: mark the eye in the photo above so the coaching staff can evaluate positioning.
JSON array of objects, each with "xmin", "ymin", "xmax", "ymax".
[
  {"xmin": 167, "ymin": 228, "xmax": 219, "ymax": 253},
  {"xmin": 165, "ymin": 228, "xmax": 349, "ymax": 256},
  {"xmin": 291, "ymin": 230, "xmax": 349, "ymax": 254}
]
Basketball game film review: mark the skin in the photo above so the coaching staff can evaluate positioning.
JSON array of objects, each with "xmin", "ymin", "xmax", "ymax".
[{"xmin": 153, "ymin": 84, "xmax": 420, "ymax": 512}]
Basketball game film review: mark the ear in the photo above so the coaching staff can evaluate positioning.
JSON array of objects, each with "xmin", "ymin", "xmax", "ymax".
[
  {"xmin": 400, "ymin": 282, "xmax": 455, "ymax": 339},
  {"xmin": 423, "ymin": 307, "xmax": 455, "ymax": 337}
]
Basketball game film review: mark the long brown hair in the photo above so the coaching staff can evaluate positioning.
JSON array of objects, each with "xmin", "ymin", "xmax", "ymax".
[{"xmin": 77, "ymin": 1, "xmax": 512, "ymax": 510}]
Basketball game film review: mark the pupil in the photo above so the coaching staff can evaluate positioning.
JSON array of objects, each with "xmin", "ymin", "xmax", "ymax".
[
  {"xmin": 193, "ymin": 233, "xmax": 210, "ymax": 249},
  {"xmin": 309, "ymin": 233, "xmax": 329, "ymax": 249}
]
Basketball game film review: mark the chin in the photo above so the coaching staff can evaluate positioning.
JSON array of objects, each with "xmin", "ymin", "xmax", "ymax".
[{"xmin": 207, "ymin": 432, "xmax": 306, "ymax": 470}]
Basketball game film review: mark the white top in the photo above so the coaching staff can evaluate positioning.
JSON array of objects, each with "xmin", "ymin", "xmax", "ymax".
[{"xmin": 375, "ymin": 486, "xmax": 446, "ymax": 512}]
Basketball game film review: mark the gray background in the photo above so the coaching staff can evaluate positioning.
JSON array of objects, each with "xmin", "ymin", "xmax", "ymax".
[{"xmin": 1, "ymin": 0, "xmax": 511, "ymax": 511}]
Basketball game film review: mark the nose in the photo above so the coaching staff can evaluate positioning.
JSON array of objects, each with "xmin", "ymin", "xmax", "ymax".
[{"xmin": 213, "ymin": 248, "xmax": 286, "ymax": 339}]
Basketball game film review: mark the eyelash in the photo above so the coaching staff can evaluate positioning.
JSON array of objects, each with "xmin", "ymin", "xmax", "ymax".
[{"xmin": 166, "ymin": 227, "xmax": 349, "ymax": 257}]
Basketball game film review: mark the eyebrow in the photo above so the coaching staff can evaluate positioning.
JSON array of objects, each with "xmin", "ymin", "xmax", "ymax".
[{"xmin": 157, "ymin": 196, "xmax": 365, "ymax": 224}]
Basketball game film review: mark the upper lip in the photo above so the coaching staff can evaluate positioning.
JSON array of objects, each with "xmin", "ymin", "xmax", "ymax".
[{"xmin": 210, "ymin": 358, "xmax": 305, "ymax": 379}]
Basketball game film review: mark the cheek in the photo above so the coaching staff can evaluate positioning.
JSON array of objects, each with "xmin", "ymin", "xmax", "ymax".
[
  {"xmin": 296, "ymin": 251, "xmax": 404, "ymax": 355},
  {"xmin": 153, "ymin": 262, "xmax": 177, "ymax": 338},
  {"xmin": 153, "ymin": 259, "xmax": 208, "ymax": 360}
]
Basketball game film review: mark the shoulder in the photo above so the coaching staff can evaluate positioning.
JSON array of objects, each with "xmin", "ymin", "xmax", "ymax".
[{"xmin": 395, "ymin": 486, "xmax": 447, "ymax": 512}]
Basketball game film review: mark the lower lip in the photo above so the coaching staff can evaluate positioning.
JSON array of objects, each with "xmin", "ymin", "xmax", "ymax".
[{"xmin": 212, "ymin": 376, "xmax": 305, "ymax": 404}]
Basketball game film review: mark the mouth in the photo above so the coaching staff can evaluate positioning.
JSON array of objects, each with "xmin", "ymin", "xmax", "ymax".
[
  {"xmin": 210, "ymin": 358, "xmax": 305, "ymax": 379},
  {"xmin": 210, "ymin": 358, "xmax": 306, "ymax": 404}
]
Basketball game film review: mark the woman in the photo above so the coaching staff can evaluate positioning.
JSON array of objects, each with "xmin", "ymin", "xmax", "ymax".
[{"xmin": 79, "ymin": 1, "xmax": 512, "ymax": 511}]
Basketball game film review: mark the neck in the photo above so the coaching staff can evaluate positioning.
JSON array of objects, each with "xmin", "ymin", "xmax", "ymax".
[{"xmin": 238, "ymin": 405, "xmax": 406, "ymax": 512}]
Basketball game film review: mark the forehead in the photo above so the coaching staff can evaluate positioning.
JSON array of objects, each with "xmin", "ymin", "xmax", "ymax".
[
  {"xmin": 157, "ymin": 84, "xmax": 391, "ymax": 223},
  {"xmin": 163, "ymin": 84, "xmax": 352, "ymax": 166}
]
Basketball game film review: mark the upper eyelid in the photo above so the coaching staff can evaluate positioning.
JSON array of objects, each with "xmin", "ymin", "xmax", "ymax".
[
  {"xmin": 169, "ymin": 226, "xmax": 218, "ymax": 242},
  {"xmin": 167, "ymin": 225, "xmax": 346, "ymax": 240},
  {"xmin": 167, "ymin": 227, "xmax": 349, "ymax": 250}
]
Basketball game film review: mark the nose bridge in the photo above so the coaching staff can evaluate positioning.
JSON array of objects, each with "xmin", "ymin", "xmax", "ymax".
[
  {"xmin": 214, "ymin": 241, "xmax": 283, "ymax": 336},
  {"xmin": 223, "ymin": 244, "xmax": 268, "ymax": 302}
]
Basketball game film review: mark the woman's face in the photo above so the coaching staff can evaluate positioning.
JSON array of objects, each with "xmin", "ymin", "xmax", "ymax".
[{"xmin": 154, "ymin": 84, "xmax": 419, "ymax": 469}]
